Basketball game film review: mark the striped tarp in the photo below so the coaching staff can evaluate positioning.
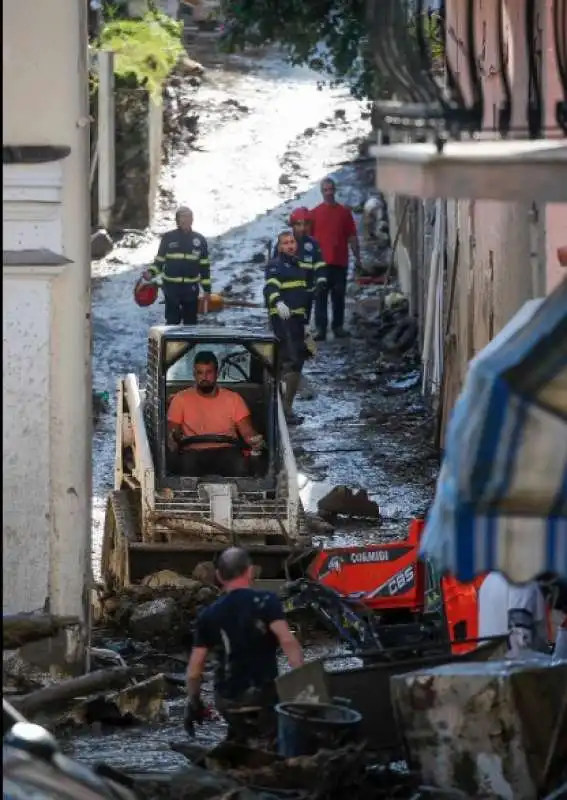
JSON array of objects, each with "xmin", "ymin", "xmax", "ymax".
[{"xmin": 420, "ymin": 279, "xmax": 567, "ymax": 583}]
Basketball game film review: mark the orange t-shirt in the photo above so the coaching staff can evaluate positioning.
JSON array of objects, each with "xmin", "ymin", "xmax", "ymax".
[{"xmin": 167, "ymin": 387, "xmax": 250, "ymax": 450}]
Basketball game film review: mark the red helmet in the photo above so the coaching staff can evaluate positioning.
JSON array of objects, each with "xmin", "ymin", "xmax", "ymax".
[
  {"xmin": 289, "ymin": 207, "xmax": 311, "ymax": 225},
  {"xmin": 134, "ymin": 277, "xmax": 158, "ymax": 307}
]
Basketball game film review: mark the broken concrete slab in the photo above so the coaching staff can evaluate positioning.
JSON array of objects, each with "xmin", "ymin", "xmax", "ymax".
[
  {"xmin": 317, "ymin": 486, "xmax": 380, "ymax": 520},
  {"xmin": 391, "ymin": 659, "xmax": 567, "ymax": 799}
]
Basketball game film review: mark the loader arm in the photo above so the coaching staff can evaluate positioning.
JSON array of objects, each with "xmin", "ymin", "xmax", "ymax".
[{"xmin": 119, "ymin": 374, "xmax": 155, "ymax": 540}]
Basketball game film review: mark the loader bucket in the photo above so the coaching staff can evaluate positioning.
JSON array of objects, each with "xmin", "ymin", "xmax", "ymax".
[{"xmin": 122, "ymin": 541, "xmax": 315, "ymax": 590}]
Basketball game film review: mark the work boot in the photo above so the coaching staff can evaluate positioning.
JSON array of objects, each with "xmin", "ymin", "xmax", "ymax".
[
  {"xmin": 313, "ymin": 329, "xmax": 327, "ymax": 342},
  {"xmin": 333, "ymin": 327, "xmax": 351, "ymax": 338},
  {"xmin": 298, "ymin": 375, "xmax": 316, "ymax": 400},
  {"xmin": 283, "ymin": 372, "xmax": 304, "ymax": 426}
]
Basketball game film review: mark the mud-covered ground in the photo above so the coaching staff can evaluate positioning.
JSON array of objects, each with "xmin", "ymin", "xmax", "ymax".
[{"xmin": 71, "ymin": 40, "xmax": 437, "ymax": 772}]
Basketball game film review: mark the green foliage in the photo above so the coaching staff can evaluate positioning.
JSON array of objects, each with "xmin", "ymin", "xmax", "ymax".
[
  {"xmin": 220, "ymin": 1, "xmax": 444, "ymax": 101},
  {"xmin": 221, "ymin": 0, "xmax": 374, "ymax": 99},
  {"xmin": 97, "ymin": 9, "xmax": 184, "ymax": 98}
]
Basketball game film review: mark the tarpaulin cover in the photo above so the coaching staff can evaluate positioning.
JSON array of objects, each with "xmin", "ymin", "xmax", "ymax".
[{"xmin": 420, "ymin": 279, "xmax": 567, "ymax": 583}]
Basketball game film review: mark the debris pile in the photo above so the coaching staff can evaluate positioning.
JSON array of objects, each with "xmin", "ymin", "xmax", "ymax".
[
  {"xmin": 317, "ymin": 486, "xmax": 380, "ymax": 521},
  {"xmin": 132, "ymin": 741, "xmax": 419, "ymax": 800},
  {"xmin": 95, "ymin": 572, "xmax": 220, "ymax": 644}
]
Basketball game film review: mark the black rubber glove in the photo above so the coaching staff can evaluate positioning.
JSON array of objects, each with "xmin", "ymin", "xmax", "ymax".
[{"xmin": 183, "ymin": 696, "xmax": 206, "ymax": 737}]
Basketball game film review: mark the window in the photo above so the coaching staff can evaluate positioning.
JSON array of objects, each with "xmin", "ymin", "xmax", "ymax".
[{"xmin": 166, "ymin": 342, "xmax": 252, "ymax": 384}]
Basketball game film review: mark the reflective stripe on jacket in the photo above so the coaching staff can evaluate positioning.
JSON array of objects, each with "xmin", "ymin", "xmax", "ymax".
[
  {"xmin": 149, "ymin": 228, "xmax": 211, "ymax": 292},
  {"xmin": 263, "ymin": 254, "xmax": 309, "ymax": 319}
]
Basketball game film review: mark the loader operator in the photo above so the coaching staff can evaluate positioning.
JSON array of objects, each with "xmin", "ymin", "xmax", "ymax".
[
  {"xmin": 264, "ymin": 230, "xmax": 311, "ymax": 426},
  {"xmin": 184, "ymin": 547, "xmax": 304, "ymax": 748},
  {"xmin": 146, "ymin": 206, "xmax": 212, "ymax": 325},
  {"xmin": 272, "ymin": 208, "xmax": 327, "ymax": 325},
  {"xmin": 167, "ymin": 351, "xmax": 264, "ymax": 477}
]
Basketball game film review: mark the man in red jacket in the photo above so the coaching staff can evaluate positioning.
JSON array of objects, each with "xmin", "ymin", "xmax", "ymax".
[{"xmin": 310, "ymin": 177, "xmax": 361, "ymax": 341}]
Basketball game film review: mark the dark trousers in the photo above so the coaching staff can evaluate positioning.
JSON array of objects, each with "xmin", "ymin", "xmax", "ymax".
[
  {"xmin": 271, "ymin": 315, "xmax": 306, "ymax": 373},
  {"xmin": 314, "ymin": 265, "xmax": 347, "ymax": 332},
  {"xmin": 164, "ymin": 286, "xmax": 198, "ymax": 325},
  {"xmin": 179, "ymin": 447, "xmax": 248, "ymax": 477},
  {"xmin": 215, "ymin": 683, "xmax": 278, "ymax": 749}
]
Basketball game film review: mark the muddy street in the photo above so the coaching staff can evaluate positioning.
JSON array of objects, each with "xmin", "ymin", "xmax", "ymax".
[{"xmin": 79, "ymin": 45, "xmax": 436, "ymax": 772}]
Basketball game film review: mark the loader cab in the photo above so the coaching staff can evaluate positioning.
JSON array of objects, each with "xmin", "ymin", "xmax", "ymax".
[{"xmin": 144, "ymin": 325, "xmax": 282, "ymax": 491}]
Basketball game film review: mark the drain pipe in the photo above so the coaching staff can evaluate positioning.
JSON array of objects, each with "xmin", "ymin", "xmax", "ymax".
[{"xmin": 422, "ymin": 198, "xmax": 444, "ymax": 395}]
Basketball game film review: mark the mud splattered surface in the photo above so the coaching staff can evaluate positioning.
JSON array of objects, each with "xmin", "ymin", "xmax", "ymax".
[{"xmin": 74, "ymin": 41, "xmax": 436, "ymax": 772}]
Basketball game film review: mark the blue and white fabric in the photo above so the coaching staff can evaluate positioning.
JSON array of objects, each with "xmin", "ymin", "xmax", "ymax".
[{"xmin": 420, "ymin": 279, "xmax": 567, "ymax": 583}]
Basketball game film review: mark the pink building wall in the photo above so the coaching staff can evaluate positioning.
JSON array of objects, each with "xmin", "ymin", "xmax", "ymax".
[
  {"xmin": 541, "ymin": 0, "xmax": 567, "ymax": 291},
  {"xmin": 447, "ymin": 0, "xmax": 564, "ymax": 306},
  {"xmin": 439, "ymin": 0, "xmax": 564, "ymax": 432}
]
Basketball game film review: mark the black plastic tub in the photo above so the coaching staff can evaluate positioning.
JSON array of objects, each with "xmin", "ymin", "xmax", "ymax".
[{"xmin": 275, "ymin": 701, "xmax": 362, "ymax": 758}]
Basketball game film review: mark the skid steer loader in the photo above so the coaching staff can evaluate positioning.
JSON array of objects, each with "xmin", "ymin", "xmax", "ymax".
[{"xmin": 101, "ymin": 325, "xmax": 313, "ymax": 591}]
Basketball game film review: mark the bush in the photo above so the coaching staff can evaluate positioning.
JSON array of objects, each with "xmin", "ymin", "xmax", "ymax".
[{"xmin": 97, "ymin": 11, "xmax": 185, "ymax": 98}]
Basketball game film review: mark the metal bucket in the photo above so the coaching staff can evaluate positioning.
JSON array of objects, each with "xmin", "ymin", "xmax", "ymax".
[{"xmin": 275, "ymin": 701, "xmax": 362, "ymax": 758}]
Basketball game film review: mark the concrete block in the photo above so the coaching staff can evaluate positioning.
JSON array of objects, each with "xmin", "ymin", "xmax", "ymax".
[{"xmin": 391, "ymin": 659, "xmax": 567, "ymax": 799}]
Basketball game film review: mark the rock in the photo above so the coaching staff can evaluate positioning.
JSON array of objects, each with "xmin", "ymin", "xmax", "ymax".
[
  {"xmin": 391, "ymin": 659, "xmax": 567, "ymax": 799},
  {"xmin": 278, "ymin": 174, "xmax": 292, "ymax": 186},
  {"xmin": 195, "ymin": 586, "xmax": 217, "ymax": 604},
  {"xmin": 176, "ymin": 54, "xmax": 205, "ymax": 76},
  {"xmin": 183, "ymin": 113, "xmax": 199, "ymax": 133},
  {"xmin": 141, "ymin": 570, "xmax": 200, "ymax": 589},
  {"xmin": 251, "ymin": 252, "xmax": 266, "ymax": 264},
  {"xmin": 317, "ymin": 486, "xmax": 380, "ymax": 520},
  {"xmin": 192, "ymin": 562, "xmax": 217, "ymax": 585},
  {"xmin": 334, "ymin": 108, "xmax": 346, "ymax": 120},
  {"xmin": 303, "ymin": 127, "xmax": 315, "ymax": 137},
  {"xmin": 128, "ymin": 597, "xmax": 176, "ymax": 639},
  {"xmin": 91, "ymin": 229, "xmax": 114, "ymax": 260}
]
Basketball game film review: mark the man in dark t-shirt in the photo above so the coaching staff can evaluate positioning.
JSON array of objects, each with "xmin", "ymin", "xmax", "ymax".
[{"xmin": 185, "ymin": 547, "xmax": 304, "ymax": 745}]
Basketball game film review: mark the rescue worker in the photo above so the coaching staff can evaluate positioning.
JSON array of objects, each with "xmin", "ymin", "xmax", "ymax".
[
  {"xmin": 264, "ymin": 230, "xmax": 310, "ymax": 426},
  {"xmin": 146, "ymin": 206, "xmax": 211, "ymax": 325},
  {"xmin": 167, "ymin": 351, "xmax": 264, "ymax": 477},
  {"xmin": 310, "ymin": 177, "xmax": 362, "ymax": 340},
  {"xmin": 273, "ymin": 208, "xmax": 326, "ymax": 325},
  {"xmin": 184, "ymin": 547, "xmax": 304, "ymax": 748}
]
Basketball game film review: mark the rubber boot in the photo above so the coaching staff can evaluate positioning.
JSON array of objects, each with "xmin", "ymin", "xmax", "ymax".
[
  {"xmin": 283, "ymin": 372, "xmax": 304, "ymax": 426},
  {"xmin": 298, "ymin": 374, "xmax": 316, "ymax": 400}
]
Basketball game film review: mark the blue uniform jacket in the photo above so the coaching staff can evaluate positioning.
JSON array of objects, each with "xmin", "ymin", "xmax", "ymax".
[
  {"xmin": 271, "ymin": 235, "xmax": 326, "ymax": 291},
  {"xmin": 149, "ymin": 228, "xmax": 211, "ymax": 293},
  {"xmin": 263, "ymin": 253, "xmax": 310, "ymax": 319}
]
